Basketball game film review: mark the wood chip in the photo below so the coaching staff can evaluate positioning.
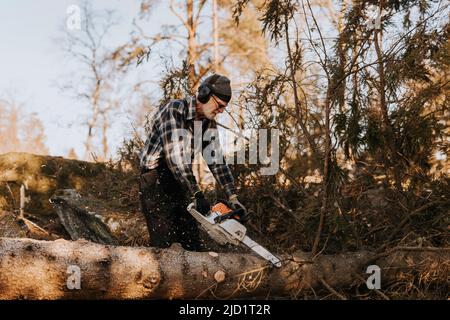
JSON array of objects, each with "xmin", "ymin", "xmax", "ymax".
[{"xmin": 214, "ymin": 270, "xmax": 226, "ymax": 283}]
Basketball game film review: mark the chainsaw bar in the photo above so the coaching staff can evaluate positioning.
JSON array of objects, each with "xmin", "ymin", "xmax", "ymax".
[
  {"xmin": 187, "ymin": 203, "xmax": 282, "ymax": 268},
  {"xmin": 241, "ymin": 235, "xmax": 282, "ymax": 268}
]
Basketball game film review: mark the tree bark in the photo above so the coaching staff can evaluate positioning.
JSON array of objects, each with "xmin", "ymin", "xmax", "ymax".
[
  {"xmin": 186, "ymin": 0, "xmax": 197, "ymax": 90},
  {"xmin": 373, "ymin": 0, "xmax": 402, "ymax": 190},
  {"xmin": 0, "ymin": 237, "xmax": 448, "ymax": 299}
]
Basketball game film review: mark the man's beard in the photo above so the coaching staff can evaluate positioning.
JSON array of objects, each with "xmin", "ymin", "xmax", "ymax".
[{"xmin": 204, "ymin": 110, "xmax": 216, "ymax": 120}]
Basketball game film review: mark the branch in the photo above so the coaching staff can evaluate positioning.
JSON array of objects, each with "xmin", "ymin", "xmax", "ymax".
[{"xmin": 169, "ymin": 0, "xmax": 191, "ymax": 34}]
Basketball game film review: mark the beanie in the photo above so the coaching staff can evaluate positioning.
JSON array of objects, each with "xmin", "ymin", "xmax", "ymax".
[{"xmin": 201, "ymin": 74, "xmax": 232, "ymax": 103}]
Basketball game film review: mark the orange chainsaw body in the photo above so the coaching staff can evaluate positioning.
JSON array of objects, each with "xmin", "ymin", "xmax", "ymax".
[{"xmin": 211, "ymin": 202, "xmax": 241, "ymax": 220}]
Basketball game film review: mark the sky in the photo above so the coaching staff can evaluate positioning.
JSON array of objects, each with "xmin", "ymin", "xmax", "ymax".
[
  {"xmin": 0, "ymin": 0, "xmax": 329, "ymax": 161},
  {"xmin": 0, "ymin": 0, "xmax": 180, "ymax": 159}
]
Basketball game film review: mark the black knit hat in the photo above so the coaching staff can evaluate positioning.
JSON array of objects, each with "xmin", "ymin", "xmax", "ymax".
[{"xmin": 201, "ymin": 74, "xmax": 232, "ymax": 103}]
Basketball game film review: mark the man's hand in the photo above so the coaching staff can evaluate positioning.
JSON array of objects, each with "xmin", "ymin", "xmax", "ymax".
[
  {"xmin": 228, "ymin": 194, "xmax": 250, "ymax": 222},
  {"xmin": 193, "ymin": 191, "xmax": 211, "ymax": 216}
]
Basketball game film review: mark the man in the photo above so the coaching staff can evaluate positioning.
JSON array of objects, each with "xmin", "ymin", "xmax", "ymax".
[{"xmin": 139, "ymin": 74, "xmax": 247, "ymax": 251}]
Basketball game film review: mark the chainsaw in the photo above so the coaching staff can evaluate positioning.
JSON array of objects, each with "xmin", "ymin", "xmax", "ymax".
[{"xmin": 187, "ymin": 202, "xmax": 282, "ymax": 267}]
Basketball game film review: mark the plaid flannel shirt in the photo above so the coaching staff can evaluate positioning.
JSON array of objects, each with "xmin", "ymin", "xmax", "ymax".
[{"xmin": 140, "ymin": 96, "xmax": 236, "ymax": 198}]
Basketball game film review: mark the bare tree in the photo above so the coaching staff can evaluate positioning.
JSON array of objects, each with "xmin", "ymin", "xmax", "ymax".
[
  {"xmin": 59, "ymin": 3, "xmax": 121, "ymax": 161},
  {"xmin": 0, "ymin": 96, "xmax": 48, "ymax": 155},
  {"xmin": 0, "ymin": 98, "xmax": 20, "ymax": 153}
]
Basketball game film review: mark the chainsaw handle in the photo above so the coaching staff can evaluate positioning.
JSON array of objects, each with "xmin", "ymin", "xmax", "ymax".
[{"xmin": 213, "ymin": 208, "xmax": 244, "ymax": 223}]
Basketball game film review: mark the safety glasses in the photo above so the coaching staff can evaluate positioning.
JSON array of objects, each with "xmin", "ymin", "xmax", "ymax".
[{"xmin": 212, "ymin": 95, "xmax": 227, "ymax": 111}]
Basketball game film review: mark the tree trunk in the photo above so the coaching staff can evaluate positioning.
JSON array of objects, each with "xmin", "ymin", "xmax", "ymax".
[
  {"xmin": 101, "ymin": 111, "xmax": 109, "ymax": 161},
  {"xmin": 212, "ymin": 0, "xmax": 220, "ymax": 72},
  {"xmin": 373, "ymin": 0, "xmax": 402, "ymax": 190},
  {"xmin": 186, "ymin": 0, "xmax": 197, "ymax": 90},
  {"xmin": 85, "ymin": 80, "xmax": 101, "ymax": 161},
  {"xmin": 311, "ymin": 87, "xmax": 332, "ymax": 256},
  {"xmin": 0, "ymin": 237, "xmax": 448, "ymax": 299}
]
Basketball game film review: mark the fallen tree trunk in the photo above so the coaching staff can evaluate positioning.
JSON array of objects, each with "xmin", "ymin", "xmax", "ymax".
[{"xmin": 0, "ymin": 237, "xmax": 448, "ymax": 299}]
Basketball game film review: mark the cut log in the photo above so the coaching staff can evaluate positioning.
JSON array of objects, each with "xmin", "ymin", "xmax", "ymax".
[
  {"xmin": 50, "ymin": 189, "xmax": 119, "ymax": 245},
  {"xmin": 0, "ymin": 237, "xmax": 448, "ymax": 299},
  {"xmin": 49, "ymin": 189, "xmax": 148, "ymax": 246}
]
